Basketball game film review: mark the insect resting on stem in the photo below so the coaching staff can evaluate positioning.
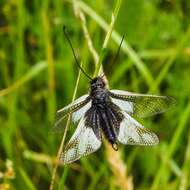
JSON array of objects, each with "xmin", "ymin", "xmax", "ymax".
[{"xmin": 54, "ymin": 26, "xmax": 176, "ymax": 165}]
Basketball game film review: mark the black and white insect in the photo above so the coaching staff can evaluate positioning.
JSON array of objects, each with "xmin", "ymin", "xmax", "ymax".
[{"xmin": 55, "ymin": 27, "xmax": 175, "ymax": 164}]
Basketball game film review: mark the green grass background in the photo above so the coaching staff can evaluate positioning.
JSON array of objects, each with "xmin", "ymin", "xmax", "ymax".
[{"xmin": 0, "ymin": 0, "xmax": 190, "ymax": 189}]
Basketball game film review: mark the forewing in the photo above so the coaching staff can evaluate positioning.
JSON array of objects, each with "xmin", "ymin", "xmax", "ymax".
[
  {"xmin": 72, "ymin": 101, "xmax": 91, "ymax": 123},
  {"xmin": 60, "ymin": 116, "xmax": 102, "ymax": 164},
  {"xmin": 54, "ymin": 95, "xmax": 90, "ymax": 130},
  {"xmin": 117, "ymin": 111, "xmax": 159, "ymax": 145},
  {"xmin": 110, "ymin": 89, "xmax": 175, "ymax": 118}
]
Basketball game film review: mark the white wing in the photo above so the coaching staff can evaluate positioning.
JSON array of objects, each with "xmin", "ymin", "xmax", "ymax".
[
  {"xmin": 61, "ymin": 116, "xmax": 101, "ymax": 164},
  {"xmin": 57, "ymin": 94, "xmax": 89, "ymax": 117},
  {"xmin": 54, "ymin": 94, "xmax": 90, "ymax": 130},
  {"xmin": 72, "ymin": 101, "xmax": 91, "ymax": 123},
  {"xmin": 118, "ymin": 111, "xmax": 159, "ymax": 145},
  {"xmin": 111, "ymin": 97, "xmax": 133, "ymax": 113},
  {"xmin": 110, "ymin": 90, "xmax": 134, "ymax": 114},
  {"xmin": 110, "ymin": 89, "xmax": 175, "ymax": 118}
]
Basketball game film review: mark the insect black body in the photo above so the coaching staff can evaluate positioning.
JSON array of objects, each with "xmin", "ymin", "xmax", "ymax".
[{"xmin": 88, "ymin": 77, "xmax": 123, "ymax": 149}]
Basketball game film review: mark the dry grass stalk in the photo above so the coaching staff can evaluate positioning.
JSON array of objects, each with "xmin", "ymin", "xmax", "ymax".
[
  {"xmin": 106, "ymin": 142, "xmax": 133, "ymax": 190},
  {"xmin": 74, "ymin": 3, "xmax": 133, "ymax": 189}
]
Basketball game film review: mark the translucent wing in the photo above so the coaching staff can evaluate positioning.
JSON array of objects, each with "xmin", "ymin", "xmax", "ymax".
[
  {"xmin": 117, "ymin": 111, "xmax": 159, "ymax": 145},
  {"xmin": 54, "ymin": 95, "xmax": 91, "ymax": 130},
  {"xmin": 60, "ymin": 116, "xmax": 102, "ymax": 164},
  {"xmin": 110, "ymin": 89, "xmax": 175, "ymax": 118},
  {"xmin": 72, "ymin": 101, "xmax": 91, "ymax": 123}
]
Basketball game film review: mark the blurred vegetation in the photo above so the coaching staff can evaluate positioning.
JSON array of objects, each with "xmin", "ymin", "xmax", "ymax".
[{"xmin": 0, "ymin": 0, "xmax": 190, "ymax": 189}]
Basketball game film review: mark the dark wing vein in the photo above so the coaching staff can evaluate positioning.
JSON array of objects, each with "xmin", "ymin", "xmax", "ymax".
[
  {"xmin": 61, "ymin": 110, "xmax": 101, "ymax": 164},
  {"xmin": 110, "ymin": 90, "xmax": 176, "ymax": 118},
  {"xmin": 117, "ymin": 111, "xmax": 159, "ymax": 145},
  {"xmin": 54, "ymin": 95, "xmax": 90, "ymax": 130}
]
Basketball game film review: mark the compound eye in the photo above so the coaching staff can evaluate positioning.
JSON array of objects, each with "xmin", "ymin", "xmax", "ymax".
[{"xmin": 90, "ymin": 78, "xmax": 98, "ymax": 85}]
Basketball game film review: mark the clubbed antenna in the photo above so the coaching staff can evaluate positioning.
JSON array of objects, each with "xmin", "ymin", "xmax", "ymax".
[{"xmin": 63, "ymin": 26, "xmax": 92, "ymax": 80}]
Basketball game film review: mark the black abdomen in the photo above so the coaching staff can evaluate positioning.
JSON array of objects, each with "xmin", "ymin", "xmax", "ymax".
[
  {"xmin": 89, "ymin": 83, "xmax": 124, "ymax": 150},
  {"xmin": 97, "ymin": 105, "xmax": 117, "ymax": 145}
]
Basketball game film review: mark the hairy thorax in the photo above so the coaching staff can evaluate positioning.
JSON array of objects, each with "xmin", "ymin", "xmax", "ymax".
[{"xmin": 90, "ymin": 87, "xmax": 110, "ymax": 106}]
